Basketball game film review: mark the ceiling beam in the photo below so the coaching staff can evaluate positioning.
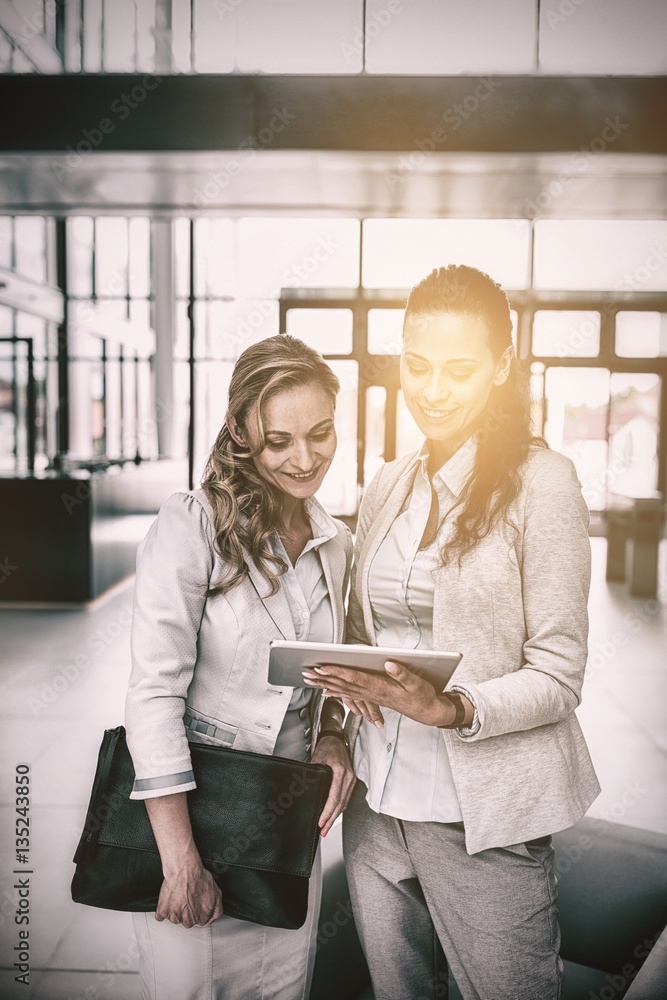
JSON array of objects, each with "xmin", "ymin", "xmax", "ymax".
[{"xmin": 0, "ymin": 75, "xmax": 665, "ymax": 154}]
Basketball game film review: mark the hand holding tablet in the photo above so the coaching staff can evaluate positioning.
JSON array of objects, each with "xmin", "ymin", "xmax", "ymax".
[{"xmin": 268, "ymin": 640, "xmax": 462, "ymax": 693}]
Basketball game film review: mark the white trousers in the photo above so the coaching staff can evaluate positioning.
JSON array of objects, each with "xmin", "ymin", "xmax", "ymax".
[{"xmin": 132, "ymin": 849, "xmax": 322, "ymax": 1000}]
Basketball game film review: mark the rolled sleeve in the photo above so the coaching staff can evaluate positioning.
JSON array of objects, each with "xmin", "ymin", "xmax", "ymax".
[
  {"xmin": 129, "ymin": 771, "xmax": 197, "ymax": 801},
  {"xmin": 454, "ymin": 453, "xmax": 591, "ymax": 742},
  {"xmin": 125, "ymin": 492, "xmax": 214, "ymax": 797},
  {"xmin": 449, "ymin": 684, "xmax": 481, "ymax": 739}
]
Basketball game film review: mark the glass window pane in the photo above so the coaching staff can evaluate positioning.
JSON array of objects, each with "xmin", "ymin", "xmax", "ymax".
[
  {"xmin": 137, "ymin": 360, "xmax": 156, "ymax": 459},
  {"xmin": 95, "ymin": 299, "xmax": 129, "ymax": 324},
  {"xmin": 235, "ymin": 0, "xmax": 363, "ymax": 74},
  {"xmin": 15, "ymin": 311, "xmax": 47, "ymax": 359},
  {"xmin": 14, "ymin": 217, "xmax": 47, "ymax": 282},
  {"xmin": 121, "ymin": 356, "xmax": 137, "ymax": 456},
  {"xmin": 136, "ymin": 0, "xmax": 156, "ymax": 71},
  {"xmin": 532, "ymin": 311, "xmax": 600, "ymax": 358},
  {"xmin": 533, "ymin": 221, "xmax": 667, "ymax": 291},
  {"xmin": 171, "ymin": 0, "xmax": 192, "ymax": 73},
  {"xmin": 103, "ymin": 0, "xmax": 137, "ymax": 72},
  {"xmin": 286, "ymin": 309, "xmax": 353, "ymax": 355},
  {"xmin": 0, "ymin": 30, "xmax": 12, "ymax": 72},
  {"xmin": 544, "ymin": 367, "xmax": 610, "ymax": 511},
  {"xmin": 193, "ymin": 360, "xmax": 235, "ymax": 474},
  {"xmin": 615, "ymin": 312, "xmax": 667, "ymax": 358},
  {"xmin": 366, "ymin": 0, "xmax": 535, "ymax": 74},
  {"xmin": 83, "ymin": 0, "xmax": 103, "ymax": 72},
  {"xmin": 317, "ymin": 360, "xmax": 358, "ymax": 516},
  {"xmin": 368, "ymin": 309, "xmax": 404, "ymax": 355},
  {"xmin": 195, "ymin": 299, "xmax": 279, "ymax": 359},
  {"xmin": 539, "ymin": 0, "xmax": 667, "ymax": 75},
  {"xmin": 238, "ymin": 219, "xmax": 360, "ymax": 298},
  {"xmin": 12, "ymin": 45, "xmax": 35, "ymax": 72},
  {"xmin": 365, "ymin": 385, "xmax": 386, "ymax": 486},
  {"xmin": 129, "ymin": 218, "xmax": 151, "ymax": 297},
  {"xmin": 105, "ymin": 357, "xmax": 122, "ymax": 459},
  {"xmin": 68, "ymin": 217, "xmax": 94, "ymax": 298},
  {"xmin": 175, "ymin": 300, "xmax": 190, "ymax": 361},
  {"xmin": 130, "ymin": 299, "xmax": 151, "ymax": 331},
  {"xmin": 529, "ymin": 363, "xmax": 545, "ymax": 437},
  {"xmin": 174, "ymin": 217, "xmax": 191, "ymax": 299},
  {"xmin": 362, "ymin": 220, "xmax": 530, "ymax": 290},
  {"xmin": 192, "ymin": 0, "xmax": 235, "ymax": 72},
  {"xmin": 510, "ymin": 309, "xmax": 518, "ymax": 349},
  {"xmin": 396, "ymin": 390, "xmax": 425, "ymax": 459},
  {"xmin": 95, "ymin": 217, "xmax": 129, "ymax": 297},
  {"xmin": 0, "ymin": 303, "xmax": 13, "ymax": 334},
  {"xmin": 0, "ymin": 217, "xmax": 12, "ymax": 269},
  {"xmin": 194, "ymin": 218, "xmax": 235, "ymax": 298},
  {"xmin": 608, "ymin": 373, "xmax": 660, "ymax": 497}
]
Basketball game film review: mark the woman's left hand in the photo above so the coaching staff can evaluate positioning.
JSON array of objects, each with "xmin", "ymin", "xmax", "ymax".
[
  {"xmin": 303, "ymin": 661, "xmax": 454, "ymax": 728},
  {"xmin": 310, "ymin": 735, "xmax": 357, "ymax": 837}
]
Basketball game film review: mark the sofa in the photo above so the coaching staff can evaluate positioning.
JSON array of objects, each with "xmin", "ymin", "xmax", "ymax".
[{"xmin": 310, "ymin": 817, "xmax": 667, "ymax": 1000}]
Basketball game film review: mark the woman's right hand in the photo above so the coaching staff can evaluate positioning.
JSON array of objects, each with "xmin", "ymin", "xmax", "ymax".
[
  {"xmin": 156, "ymin": 856, "xmax": 224, "ymax": 927},
  {"xmin": 342, "ymin": 696, "xmax": 384, "ymax": 729}
]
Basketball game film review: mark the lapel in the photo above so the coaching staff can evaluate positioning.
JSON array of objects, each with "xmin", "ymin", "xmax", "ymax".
[
  {"xmin": 358, "ymin": 462, "xmax": 418, "ymax": 643},
  {"xmin": 319, "ymin": 534, "xmax": 345, "ymax": 642},
  {"xmin": 244, "ymin": 554, "xmax": 297, "ymax": 641}
]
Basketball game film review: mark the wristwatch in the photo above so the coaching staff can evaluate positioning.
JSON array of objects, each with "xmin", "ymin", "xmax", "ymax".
[
  {"xmin": 315, "ymin": 728, "xmax": 350, "ymax": 753},
  {"xmin": 437, "ymin": 692, "xmax": 467, "ymax": 729}
]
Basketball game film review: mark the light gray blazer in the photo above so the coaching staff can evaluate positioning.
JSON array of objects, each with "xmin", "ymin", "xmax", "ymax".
[
  {"xmin": 125, "ymin": 490, "xmax": 353, "ymax": 799},
  {"xmin": 346, "ymin": 446, "xmax": 601, "ymax": 855}
]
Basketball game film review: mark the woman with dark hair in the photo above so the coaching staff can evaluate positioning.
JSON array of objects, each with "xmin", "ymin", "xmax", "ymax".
[
  {"xmin": 125, "ymin": 334, "xmax": 356, "ymax": 1000},
  {"xmin": 304, "ymin": 265, "xmax": 600, "ymax": 1000}
]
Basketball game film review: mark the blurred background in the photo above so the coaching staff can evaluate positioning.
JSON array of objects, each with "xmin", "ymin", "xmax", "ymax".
[{"xmin": 0, "ymin": 1, "xmax": 665, "ymax": 998}]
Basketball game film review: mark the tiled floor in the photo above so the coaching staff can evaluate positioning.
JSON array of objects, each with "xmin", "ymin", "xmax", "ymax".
[{"xmin": 0, "ymin": 539, "xmax": 665, "ymax": 1000}]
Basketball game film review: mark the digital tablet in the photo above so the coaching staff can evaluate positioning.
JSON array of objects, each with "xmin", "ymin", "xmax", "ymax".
[{"xmin": 268, "ymin": 640, "xmax": 463, "ymax": 693}]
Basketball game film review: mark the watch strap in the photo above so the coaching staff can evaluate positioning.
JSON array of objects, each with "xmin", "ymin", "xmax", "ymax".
[
  {"xmin": 437, "ymin": 692, "xmax": 466, "ymax": 729},
  {"xmin": 316, "ymin": 728, "xmax": 350, "ymax": 751}
]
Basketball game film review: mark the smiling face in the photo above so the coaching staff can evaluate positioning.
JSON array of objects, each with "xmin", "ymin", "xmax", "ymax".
[
  {"xmin": 401, "ymin": 311, "xmax": 512, "ymax": 464},
  {"xmin": 231, "ymin": 382, "xmax": 337, "ymax": 500}
]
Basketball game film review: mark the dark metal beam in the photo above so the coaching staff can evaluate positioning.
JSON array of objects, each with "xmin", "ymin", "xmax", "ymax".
[{"xmin": 0, "ymin": 75, "xmax": 665, "ymax": 154}]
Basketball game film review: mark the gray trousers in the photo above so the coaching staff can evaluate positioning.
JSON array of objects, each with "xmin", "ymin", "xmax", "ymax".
[{"xmin": 342, "ymin": 783, "xmax": 563, "ymax": 1000}]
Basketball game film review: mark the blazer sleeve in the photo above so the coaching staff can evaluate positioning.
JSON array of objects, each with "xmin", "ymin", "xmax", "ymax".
[
  {"xmin": 125, "ymin": 492, "xmax": 214, "ymax": 799},
  {"xmin": 454, "ymin": 453, "xmax": 592, "ymax": 742}
]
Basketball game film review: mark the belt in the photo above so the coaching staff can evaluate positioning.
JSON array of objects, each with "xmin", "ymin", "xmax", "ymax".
[{"xmin": 183, "ymin": 712, "xmax": 235, "ymax": 745}]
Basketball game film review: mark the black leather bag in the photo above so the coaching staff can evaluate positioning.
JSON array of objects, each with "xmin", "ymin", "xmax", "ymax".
[{"xmin": 71, "ymin": 726, "xmax": 332, "ymax": 929}]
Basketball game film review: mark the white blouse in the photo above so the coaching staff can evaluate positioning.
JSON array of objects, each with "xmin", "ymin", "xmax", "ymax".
[
  {"xmin": 353, "ymin": 437, "xmax": 478, "ymax": 823},
  {"xmin": 269, "ymin": 496, "xmax": 337, "ymax": 713}
]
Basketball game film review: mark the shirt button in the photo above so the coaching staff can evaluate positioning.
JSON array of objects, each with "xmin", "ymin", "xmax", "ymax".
[
  {"xmin": 385, "ymin": 742, "xmax": 393, "ymax": 753},
  {"xmin": 298, "ymin": 706, "xmax": 309, "ymax": 719},
  {"xmin": 304, "ymin": 726, "xmax": 312, "ymax": 738},
  {"xmin": 300, "ymin": 611, "xmax": 309, "ymax": 621}
]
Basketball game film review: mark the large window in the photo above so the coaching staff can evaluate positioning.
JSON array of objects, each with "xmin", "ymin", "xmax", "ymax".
[
  {"xmin": 3, "ymin": 0, "xmax": 665, "ymax": 75},
  {"xmin": 282, "ymin": 218, "xmax": 667, "ymax": 517},
  {"xmin": 0, "ymin": 216, "xmax": 58, "ymax": 473},
  {"xmin": 66, "ymin": 216, "xmax": 155, "ymax": 463},
  {"xmin": 174, "ymin": 216, "xmax": 361, "ymax": 512}
]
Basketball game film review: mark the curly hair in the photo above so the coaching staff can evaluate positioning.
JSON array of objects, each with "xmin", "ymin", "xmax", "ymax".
[
  {"xmin": 403, "ymin": 264, "xmax": 547, "ymax": 567},
  {"xmin": 202, "ymin": 335, "xmax": 340, "ymax": 596}
]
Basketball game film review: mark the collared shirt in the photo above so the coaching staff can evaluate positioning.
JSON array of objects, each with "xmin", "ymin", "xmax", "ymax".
[
  {"xmin": 270, "ymin": 496, "xmax": 337, "ymax": 712},
  {"xmin": 353, "ymin": 436, "xmax": 477, "ymax": 822}
]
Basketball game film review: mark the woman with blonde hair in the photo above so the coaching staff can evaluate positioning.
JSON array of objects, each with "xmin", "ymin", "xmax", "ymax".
[
  {"xmin": 125, "ymin": 334, "xmax": 356, "ymax": 999},
  {"xmin": 305, "ymin": 265, "xmax": 600, "ymax": 999}
]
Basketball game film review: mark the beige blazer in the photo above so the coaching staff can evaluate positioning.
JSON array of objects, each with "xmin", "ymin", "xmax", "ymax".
[
  {"xmin": 125, "ymin": 490, "xmax": 353, "ymax": 799},
  {"xmin": 346, "ymin": 446, "xmax": 601, "ymax": 855}
]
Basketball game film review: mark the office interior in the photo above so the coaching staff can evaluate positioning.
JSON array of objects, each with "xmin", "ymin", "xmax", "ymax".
[{"xmin": 0, "ymin": 1, "xmax": 666, "ymax": 998}]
